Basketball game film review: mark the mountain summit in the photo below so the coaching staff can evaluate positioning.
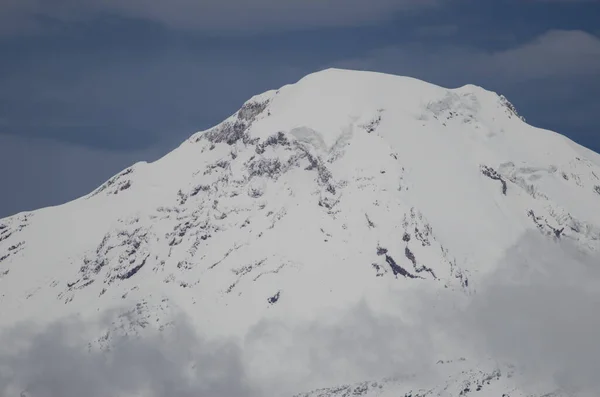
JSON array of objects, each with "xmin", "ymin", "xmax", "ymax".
[{"xmin": 2, "ymin": 68, "xmax": 600, "ymax": 396}]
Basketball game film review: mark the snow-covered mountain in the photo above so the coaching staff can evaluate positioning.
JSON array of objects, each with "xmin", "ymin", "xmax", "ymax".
[{"xmin": 2, "ymin": 68, "xmax": 600, "ymax": 396}]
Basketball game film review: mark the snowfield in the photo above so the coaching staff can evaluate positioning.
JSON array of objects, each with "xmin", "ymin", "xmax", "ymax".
[{"xmin": 1, "ymin": 68, "xmax": 600, "ymax": 396}]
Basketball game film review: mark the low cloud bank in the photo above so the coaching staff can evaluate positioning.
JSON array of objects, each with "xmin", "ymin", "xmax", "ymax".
[
  {"xmin": 1, "ymin": 231, "xmax": 599, "ymax": 396},
  {"xmin": 460, "ymin": 231, "xmax": 600, "ymax": 396}
]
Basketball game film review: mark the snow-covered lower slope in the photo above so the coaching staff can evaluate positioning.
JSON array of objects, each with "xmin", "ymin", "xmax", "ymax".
[{"xmin": 1, "ymin": 68, "xmax": 600, "ymax": 396}]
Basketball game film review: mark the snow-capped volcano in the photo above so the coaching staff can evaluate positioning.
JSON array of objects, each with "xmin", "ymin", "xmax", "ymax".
[{"xmin": 1, "ymin": 68, "xmax": 600, "ymax": 396}]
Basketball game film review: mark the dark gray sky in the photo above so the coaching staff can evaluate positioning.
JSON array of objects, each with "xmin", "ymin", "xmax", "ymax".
[{"xmin": 1, "ymin": 0, "xmax": 599, "ymax": 218}]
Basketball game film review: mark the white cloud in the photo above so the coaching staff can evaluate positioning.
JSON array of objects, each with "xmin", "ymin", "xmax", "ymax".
[
  {"xmin": 0, "ymin": 313, "xmax": 259, "ymax": 397},
  {"xmin": 2, "ymin": 230, "xmax": 598, "ymax": 396},
  {"xmin": 458, "ymin": 231, "xmax": 600, "ymax": 395}
]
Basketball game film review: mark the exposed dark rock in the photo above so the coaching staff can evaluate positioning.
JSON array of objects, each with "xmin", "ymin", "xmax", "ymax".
[
  {"xmin": 204, "ymin": 160, "xmax": 230, "ymax": 175},
  {"xmin": 253, "ymin": 263, "xmax": 288, "ymax": 281},
  {"xmin": 294, "ymin": 143, "xmax": 334, "ymax": 189},
  {"xmin": 365, "ymin": 214, "xmax": 375, "ymax": 228},
  {"xmin": 117, "ymin": 255, "xmax": 149, "ymax": 280},
  {"xmin": 225, "ymin": 281, "xmax": 238, "ymax": 294},
  {"xmin": 8, "ymin": 241, "xmax": 24, "ymax": 251},
  {"xmin": 267, "ymin": 290, "xmax": 281, "ymax": 304},
  {"xmin": 499, "ymin": 94, "xmax": 526, "ymax": 122},
  {"xmin": 554, "ymin": 227, "xmax": 564, "ymax": 238},
  {"xmin": 190, "ymin": 184, "xmax": 211, "ymax": 196},
  {"xmin": 238, "ymin": 100, "xmax": 269, "ymax": 121},
  {"xmin": 248, "ymin": 187, "xmax": 264, "ymax": 198},
  {"xmin": 404, "ymin": 246, "xmax": 417, "ymax": 267},
  {"xmin": 371, "ymin": 263, "xmax": 387, "ymax": 277},
  {"xmin": 481, "ymin": 165, "xmax": 508, "ymax": 195},
  {"xmin": 209, "ymin": 244, "xmax": 243, "ymax": 270},
  {"xmin": 385, "ymin": 254, "xmax": 418, "ymax": 279},
  {"xmin": 293, "ymin": 381, "xmax": 374, "ymax": 397},
  {"xmin": 89, "ymin": 168, "xmax": 134, "ymax": 197},
  {"xmin": 318, "ymin": 196, "xmax": 338, "ymax": 210},
  {"xmin": 247, "ymin": 158, "xmax": 283, "ymax": 178},
  {"xmin": 207, "ymin": 120, "xmax": 248, "ymax": 145},
  {"xmin": 255, "ymin": 131, "xmax": 290, "ymax": 154},
  {"xmin": 0, "ymin": 231, "xmax": 12, "ymax": 243},
  {"xmin": 117, "ymin": 180, "xmax": 132, "ymax": 192},
  {"xmin": 216, "ymin": 159, "xmax": 229, "ymax": 168},
  {"xmin": 202, "ymin": 100, "xmax": 269, "ymax": 146},
  {"xmin": 177, "ymin": 190, "xmax": 188, "ymax": 205},
  {"xmin": 361, "ymin": 112, "xmax": 383, "ymax": 134},
  {"xmin": 414, "ymin": 224, "xmax": 432, "ymax": 246},
  {"xmin": 527, "ymin": 209, "xmax": 564, "ymax": 238},
  {"xmin": 403, "ymin": 246, "xmax": 436, "ymax": 279},
  {"xmin": 376, "ymin": 246, "xmax": 388, "ymax": 256},
  {"xmin": 176, "ymin": 260, "xmax": 194, "ymax": 271}
]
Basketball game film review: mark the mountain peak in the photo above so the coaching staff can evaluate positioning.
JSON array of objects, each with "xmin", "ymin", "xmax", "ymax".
[
  {"xmin": 190, "ymin": 67, "xmax": 516, "ymax": 153},
  {"xmin": 2, "ymin": 69, "xmax": 600, "ymax": 396}
]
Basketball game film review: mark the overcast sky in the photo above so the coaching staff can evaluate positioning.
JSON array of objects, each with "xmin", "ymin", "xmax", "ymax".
[{"xmin": 1, "ymin": 0, "xmax": 599, "ymax": 218}]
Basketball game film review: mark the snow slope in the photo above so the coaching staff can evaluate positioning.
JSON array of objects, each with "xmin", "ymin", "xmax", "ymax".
[{"xmin": 1, "ymin": 68, "xmax": 599, "ymax": 396}]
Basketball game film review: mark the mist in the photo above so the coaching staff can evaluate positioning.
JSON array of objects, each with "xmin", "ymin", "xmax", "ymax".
[
  {"xmin": 460, "ymin": 231, "xmax": 600, "ymax": 396},
  {"xmin": 1, "ymin": 231, "xmax": 599, "ymax": 396}
]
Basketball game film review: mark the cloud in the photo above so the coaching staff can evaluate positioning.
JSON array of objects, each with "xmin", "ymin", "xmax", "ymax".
[
  {"xmin": 0, "ymin": 300, "xmax": 442, "ymax": 397},
  {"xmin": 458, "ymin": 231, "xmax": 600, "ymax": 396},
  {"xmin": 0, "ymin": 230, "xmax": 599, "ymax": 396},
  {"xmin": 332, "ymin": 29, "xmax": 600, "ymax": 151},
  {"xmin": 334, "ymin": 30, "xmax": 600, "ymax": 84},
  {"xmin": 0, "ymin": 313, "xmax": 259, "ymax": 397},
  {"xmin": 243, "ymin": 300, "xmax": 440, "ymax": 395},
  {"xmin": 487, "ymin": 30, "xmax": 600, "ymax": 80},
  {"xmin": 0, "ymin": 0, "xmax": 438, "ymax": 36}
]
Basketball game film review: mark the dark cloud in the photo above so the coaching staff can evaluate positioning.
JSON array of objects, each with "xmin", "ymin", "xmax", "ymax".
[{"xmin": 0, "ymin": 0, "xmax": 438, "ymax": 36}]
